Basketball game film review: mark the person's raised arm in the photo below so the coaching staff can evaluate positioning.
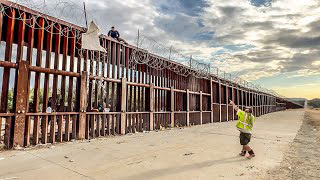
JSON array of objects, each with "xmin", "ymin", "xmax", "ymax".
[
  {"xmin": 108, "ymin": 30, "xmax": 111, "ymax": 36},
  {"xmin": 229, "ymin": 100, "xmax": 239, "ymax": 112}
]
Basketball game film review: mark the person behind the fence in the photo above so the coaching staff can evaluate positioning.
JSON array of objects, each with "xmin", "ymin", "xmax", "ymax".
[
  {"xmin": 46, "ymin": 97, "xmax": 53, "ymax": 113},
  {"xmin": 98, "ymin": 103, "xmax": 104, "ymax": 112},
  {"xmin": 229, "ymin": 100, "xmax": 256, "ymax": 159},
  {"xmin": 108, "ymin": 26, "xmax": 120, "ymax": 40},
  {"xmin": 46, "ymin": 97, "xmax": 53, "ymax": 127}
]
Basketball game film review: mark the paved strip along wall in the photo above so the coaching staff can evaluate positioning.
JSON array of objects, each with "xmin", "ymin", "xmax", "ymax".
[{"xmin": 0, "ymin": 2, "xmax": 303, "ymax": 149}]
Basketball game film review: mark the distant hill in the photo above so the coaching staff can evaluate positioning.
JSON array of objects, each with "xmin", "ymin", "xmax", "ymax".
[
  {"xmin": 308, "ymin": 98, "xmax": 320, "ymax": 108},
  {"xmin": 286, "ymin": 98, "xmax": 306, "ymax": 106},
  {"xmin": 287, "ymin": 98, "xmax": 307, "ymax": 101}
]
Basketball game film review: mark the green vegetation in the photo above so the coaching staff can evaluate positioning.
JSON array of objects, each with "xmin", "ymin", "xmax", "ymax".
[{"xmin": 5, "ymin": 87, "xmax": 76, "ymax": 112}]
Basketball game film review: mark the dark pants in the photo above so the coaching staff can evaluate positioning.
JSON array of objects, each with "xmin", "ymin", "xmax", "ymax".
[{"xmin": 239, "ymin": 132, "xmax": 251, "ymax": 145}]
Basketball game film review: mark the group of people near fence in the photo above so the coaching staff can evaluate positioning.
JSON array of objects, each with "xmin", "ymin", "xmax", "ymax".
[{"xmin": 46, "ymin": 97, "xmax": 111, "ymax": 113}]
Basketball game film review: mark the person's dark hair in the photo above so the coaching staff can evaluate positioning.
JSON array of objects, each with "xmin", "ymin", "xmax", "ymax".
[{"xmin": 111, "ymin": 26, "xmax": 114, "ymax": 28}]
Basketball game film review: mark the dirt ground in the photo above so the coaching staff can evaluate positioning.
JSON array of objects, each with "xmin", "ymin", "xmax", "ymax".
[{"xmin": 257, "ymin": 109, "xmax": 320, "ymax": 180}]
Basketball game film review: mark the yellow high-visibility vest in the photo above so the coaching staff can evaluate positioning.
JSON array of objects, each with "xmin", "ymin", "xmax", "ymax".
[{"xmin": 236, "ymin": 110, "xmax": 255, "ymax": 133}]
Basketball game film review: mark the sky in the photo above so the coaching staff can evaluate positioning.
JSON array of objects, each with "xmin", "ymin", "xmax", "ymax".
[{"xmin": 3, "ymin": 0, "xmax": 320, "ymax": 99}]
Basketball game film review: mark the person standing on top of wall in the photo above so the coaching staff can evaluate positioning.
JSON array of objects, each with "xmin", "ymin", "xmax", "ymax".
[
  {"xmin": 107, "ymin": 26, "xmax": 128, "ymax": 45},
  {"xmin": 229, "ymin": 100, "xmax": 256, "ymax": 159}
]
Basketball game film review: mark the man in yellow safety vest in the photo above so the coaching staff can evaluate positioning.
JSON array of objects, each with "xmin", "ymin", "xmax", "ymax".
[{"xmin": 229, "ymin": 100, "xmax": 256, "ymax": 159}]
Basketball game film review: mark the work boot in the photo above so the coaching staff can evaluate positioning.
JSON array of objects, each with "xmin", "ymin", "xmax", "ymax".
[
  {"xmin": 247, "ymin": 150, "xmax": 255, "ymax": 159},
  {"xmin": 247, "ymin": 154, "xmax": 255, "ymax": 159},
  {"xmin": 239, "ymin": 150, "xmax": 246, "ymax": 156}
]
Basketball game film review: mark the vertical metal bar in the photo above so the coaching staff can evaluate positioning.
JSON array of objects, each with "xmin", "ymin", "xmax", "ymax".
[
  {"xmin": 88, "ymin": 50, "xmax": 94, "ymax": 111},
  {"xmin": 1, "ymin": 9, "xmax": 15, "ymax": 113},
  {"xmin": 57, "ymin": 27, "xmax": 69, "ymax": 142},
  {"xmin": 52, "ymin": 25, "xmax": 61, "ymax": 113},
  {"xmin": 149, "ymin": 83, "xmax": 154, "ymax": 131},
  {"xmin": 12, "ymin": 12, "xmax": 26, "ymax": 146},
  {"xmin": 0, "ymin": 8, "xmax": 3, "ymax": 41},
  {"xmin": 49, "ymin": 115, "xmax": 56, "ymax": 143},
  {"xmin": 13, "ymin": 61, "xmax": 29, "ymax": 147},
  {"xmin": 137, "ymin": 65, "xmax": 141, "ymax": 130},
  {"xmin": 101, "ymin": 40, "xmax": 106, "ymax": 136},
  {"xmin": 186, "ymin": 89, "xmax": 190, "ymax": 126},
  {"xmin": 170, "ymin": 87, "xmax": 174, "ymax": 127},
  {"xmin": 226, "ymin": 86, "xmax": 228, "ymax": 122},
  {"xmin": 200, "ymin": 91, "xmax": 203, "ymax": 124},
  {"xmin": 41, "ymin": 22, "xmax": 53, "ymax": 144},
  {"xmin": 68, "ymin": 29, "xmax": 76, "ymax": 112},
  {"xmin": 4, "ymin": 117, "xmax": 13, "ymax": 148},
  {"xmin": 210, "ymin": 77, "xmax": 213, "ymax": 123},
  {"xmin": 111, "ymin": 114, "xmax": 115, "ymax": 135},
  {"xmin": 120, "ymin": 77, "xmax": 127, "ymax": 134},
  {"xmin": 79, "ymin": 71, "xmax": 88, "ymax": 139},
  {"xmin": 117, "ymin": 43, "xmax": 121, "ymax": 79},
  {"xmin": 111, "ymin": 42, "xmax": 116, "ymax": 112},
  {"xmin": 43, "ymin": 22, "xmax": 53, "ymax": 112},
  {"xmin": 75, "ymin": 31, "xmax": 82, "ymax": 113},
  {"xmin": 106, "ymin": 41, "xmax": 111, "ymax": 108},
  {"xmin": 107, "ymin": 114, "xmax": 110, "ymax": 135},
  {"xmin": 90, "ymin": 114, "xmax": 95, "ymax": 138},
  {"xmin": 101, "ymin": 114, "xmax": 106, "ymax": 136},
  {"xmin": 116, "ymin": 44, "xmax": 121, "ymax": 132},
  {"xmin": 65, "ymin": 115, "xmax": 70, "ymax": 141},
  {"xmin": 33, "ymin": 18, "xmax": 45, "ymax": 145},
  {"xmin": 72, "ymin": 114, "xmax": 77, "ymax": 139},
  {"xmin": 94, "ymin": 51, "xmax": 99, "ymax": 109},
  {"xmin": 219, "ymin": 82, "xmax": 222, "ymax": 122},
  {"xmin": 24, "ymin": 15, "xmax": 35, "ymax": 146},
  {"xmin": 96, "ymin": 114, "xmax": 100, "ymax": 137},
  {"xmin": 142, "ymin": 64, "xmax": 145, "ymax": 112},
  {"xmin": 129, "ymin": 59, "xmax": 133, "ymax": 132}
]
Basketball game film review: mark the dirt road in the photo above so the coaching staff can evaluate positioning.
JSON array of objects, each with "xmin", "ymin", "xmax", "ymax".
[
  {"xmin": 0, "ymin": 110, "xmax": 305, "ymax": 180},
  {"xmin": 257, "ymin": 110, "xmax": 320, "ymax": 180}
]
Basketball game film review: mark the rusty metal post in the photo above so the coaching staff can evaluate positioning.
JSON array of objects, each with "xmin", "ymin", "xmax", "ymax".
[
  {"xmin": 232, "ymin": 87, "xmax": 234, "ymax": 121},
  {"xmin": 236, "ymin": 87, "xmax": 240, "ymax": 120},
  {"xmin": 256, "ymin": 93, "xmax": 258, "ymax": 111},
  {"xmin": 120, "ymin": 77, "xmax": 127, "ymax": 135},
  {"xmin": 241, "ymin": 90, "xmax": 244, "ymax": 111},
  {"xmin": 210, "ymin": 78, "xmax": 213, "ymax": 123},
  {"xmin": 262, "ymin": 94, "xmax": 265, "ymax": 115},
  {"xmin": 261, "ymin": 94, "xmax": 264, "ymax": 114},
  {"xmin": 4, "ymin": 117, "xmax": 13, "ymax": 149},
  {"xmin": 170, "ymin": 86, "xmax": 174, "ymax": 128},
  {"xmin": 78, "ymin": 71, "xmax": 88, "ymax": 139},
  {"xmin": 186, "ymin": 89, "xmax": 190, "ymax": 126},
  {"xmin": 200, "ymin": 91, "xmax": 203, "ymax": 125},
  {"xmin": 13, "ymin": 61, "xmax": 29, "ymax": 147},
  {"xmin": 256, "ymin": 92, "xmax": 260, "ymax": 116},
  {"xmin": 226, "ymin": 86, "xmax": 228, "ymax": 121},
  {"xmin": 260, "ymin": 94, "xmax": 262, "ymax": 115},
  {"xmin": 248, "ymin": 90, "xmax": 251, "ymax": 107},
  {"xmin": 219, "ymin": 81, "xmax": 222, "ymax": 122},
  {"xmin": 150, "ymin": 83, "xmax": 154, "ymax": 131}
]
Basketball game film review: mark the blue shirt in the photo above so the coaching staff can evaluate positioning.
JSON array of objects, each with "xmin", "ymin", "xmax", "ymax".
[{"xmin": 108, "ymin": 30, "xmax": 120, "ymax": 38}]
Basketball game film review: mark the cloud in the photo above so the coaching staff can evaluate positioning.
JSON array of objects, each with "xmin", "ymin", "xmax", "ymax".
[
  {"xmin": 250, "ymin": 0, "xmax": 274, "ymax": 7},
  {"xmin": 153, "ymin": 0, "xmax": 211, "ymax": 17},
  {"xmin": 9, "ymin": 0, "xmax": 320, "ymax": 98}
]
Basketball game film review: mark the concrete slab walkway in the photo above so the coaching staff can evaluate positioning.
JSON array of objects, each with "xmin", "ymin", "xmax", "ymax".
[{"xmin": 0, "ymin": 110, "xmax": 304, "ymax": 180}]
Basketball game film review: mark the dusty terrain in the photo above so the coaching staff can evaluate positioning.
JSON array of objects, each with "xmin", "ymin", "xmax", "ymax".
[
  {"xmin": 0, "ymin": 110, "xmax": 305, "ymax": 180},
  {"xmin": 257, "ymin": 109, "xmax": 320, "ymax": 180}
]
